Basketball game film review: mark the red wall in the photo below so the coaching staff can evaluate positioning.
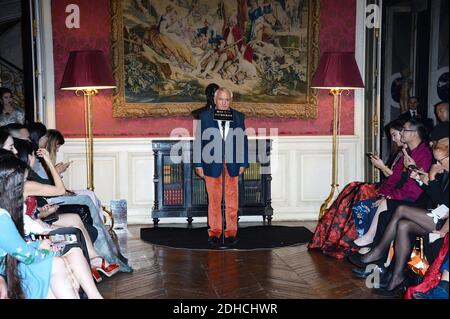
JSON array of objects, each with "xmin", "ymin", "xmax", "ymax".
[{"xmin": 52, "ymin": 0, "xmax": 357, "ymax": 138}]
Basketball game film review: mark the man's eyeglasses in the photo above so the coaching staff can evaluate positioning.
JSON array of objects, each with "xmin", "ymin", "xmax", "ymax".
[
  {"xmin": 436, "ymin": 155, "xmax": 449, "ymax": 165},
  {"xmin": 401, "ymin": 128, "xmax": 416, "ymax": 133}
]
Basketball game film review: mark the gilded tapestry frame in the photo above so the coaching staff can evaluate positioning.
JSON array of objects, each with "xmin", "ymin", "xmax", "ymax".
[{"xmin": 110, "ymin": 0, "xmax": 320, "ymax": 118}]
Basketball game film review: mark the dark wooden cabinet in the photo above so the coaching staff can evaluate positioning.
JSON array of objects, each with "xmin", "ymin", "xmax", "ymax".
[{"xmin": 151, "ymin": 140, "xmax": 273, "ymax": 225}]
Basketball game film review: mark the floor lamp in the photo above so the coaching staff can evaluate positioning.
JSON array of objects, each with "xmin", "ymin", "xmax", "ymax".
[
  {"xmin": 60, "ymin": 50, "xmax": 116, "ymax": 191},
  {"xmin": 311, "ymin": 52, "xmax": 364, "ymax": 220}
]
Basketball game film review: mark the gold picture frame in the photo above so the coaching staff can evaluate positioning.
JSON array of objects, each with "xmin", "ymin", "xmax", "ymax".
[{"xmin": 110, "ymin": 0, "xmax": 320, "ymax": 118}]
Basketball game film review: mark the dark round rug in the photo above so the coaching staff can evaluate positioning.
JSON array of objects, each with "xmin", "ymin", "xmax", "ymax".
[{"xmin": 140, "ymin": 225, "xmax": 313, "ymax": 250}]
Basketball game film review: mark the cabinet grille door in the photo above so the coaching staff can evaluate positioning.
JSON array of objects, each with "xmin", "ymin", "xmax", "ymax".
[
  {"xmin": 192, "ymin": 168, "xmax": 207, "ymax": 205},
  {"xmin": 243, "ymin": 162, "xmax": 262, "ymax": 204},
  {"xmin": 162, "ymin": 156, "xmax": 184, "ymax": 206}
]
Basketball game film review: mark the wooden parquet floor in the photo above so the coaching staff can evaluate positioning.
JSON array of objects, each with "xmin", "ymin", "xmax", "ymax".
[{"xmin": 97, "ymin": 222, "xmax": 392, "ymax": 299}]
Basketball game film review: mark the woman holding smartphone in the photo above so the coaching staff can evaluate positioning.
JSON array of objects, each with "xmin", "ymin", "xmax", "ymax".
[
  {"xmin": 13, "ymin": 138, "xmax": 120, "ymax": 282},
  {"xmin": 0, "ymin": 151, "xmax": 103, "ymax": 299},
  {"xmin": 308, "ymin": 119, "xmax": 408, "ymax": 259},
  {"xmin": 352, "ymin": 138, "xmax": 448, "ymax": 295},
  {"xmin": 38, "ymin": 129, "xmax": 132, "ymax": 273}
]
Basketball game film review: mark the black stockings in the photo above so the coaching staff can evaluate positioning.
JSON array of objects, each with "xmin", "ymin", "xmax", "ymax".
[{"xmin": 360, "ymin": 205, "xmax": 436, "ymax": 290}]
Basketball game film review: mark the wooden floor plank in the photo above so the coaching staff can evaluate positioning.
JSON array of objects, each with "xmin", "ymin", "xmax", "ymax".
[{"xmin": 97, "ymin": 222, "xmax": 397, "ymax": 299}]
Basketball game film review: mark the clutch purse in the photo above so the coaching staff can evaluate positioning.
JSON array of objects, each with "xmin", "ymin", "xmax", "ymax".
[
  {"xmin": 407, "ymin": 237, "xmax": 429, "ymax": 276},
  {"xmin": 42, "ymin": 213, "xmax": 59, "ymax": 224}
]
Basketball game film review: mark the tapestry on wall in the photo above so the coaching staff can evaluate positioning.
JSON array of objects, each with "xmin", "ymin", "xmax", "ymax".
[{"xmin": 111, "ymin": 0, "xmax": 320, "ymax": 118}]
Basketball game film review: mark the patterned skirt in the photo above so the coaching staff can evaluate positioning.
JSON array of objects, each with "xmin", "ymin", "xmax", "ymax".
[{"xmin": 308, "ymin": 182, "xmax": 378, "ymax": 259}]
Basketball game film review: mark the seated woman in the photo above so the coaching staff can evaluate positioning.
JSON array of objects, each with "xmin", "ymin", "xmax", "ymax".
[
  {"xmin": 1, "ymin": 131, "xmax": 18, "ymax": 155},
  {"xmin": 14, "ymin": 137, "xmax": 98, "ymax": 240},
  {"xmin": 13, "ymin": 127, "xmax": 130, "ymax": 274},
  {"xmin": 42, "ymin": 129, "xmax": 100, "ymax": 210},
  {"xmin": 0, "ymin": 152, "xmax": 103, "ymax": 299},
  {"xmin": 27, "ymin": 122, "xmax": 50, "ymax": 179},
  {"xmin": 351, "ymin": 119, "xmax": 433, "ymax": 249},
  {"xmin": 1, "ymin": 123, "xmax": 30, "ymax": 140},
  {"xmin": 13, "ymin": 139, "xmax": 120, "ymax": 282},
  {"xmin": 37, "ymin": 129, "xmax": 131, "ymax": 272},
  {"xmin": 352, "ymin": 138, "xmax": 449, "ymax": 295},
  {"xmin": 361, "ymin": 126, "xmax": 450, "ymax": 259},
  {"xmin": 0, "ymin": 87, "xmax": 24, "ymax": 127},
  {"xmin": 308, "ymin": 119, "xmax": 407, "ymax": 259}
]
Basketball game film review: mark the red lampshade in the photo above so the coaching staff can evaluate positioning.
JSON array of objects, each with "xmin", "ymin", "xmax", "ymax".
[
  {"xmin": 60, "ymin": 50, "xmax": 116, "ymax": 90},
  {"xmin": 311, "ymin": 52, "xmax": 364, "ymax": 89}
]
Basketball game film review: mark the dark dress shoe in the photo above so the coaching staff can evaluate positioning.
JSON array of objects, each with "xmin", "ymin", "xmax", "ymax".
[
  {"xmin": 225, "ymin": 236, "xmax": 238, "ymax": 247},
  {"xmin": 208, "ymin": 236, "xmax": 220, "ymax": 247}
]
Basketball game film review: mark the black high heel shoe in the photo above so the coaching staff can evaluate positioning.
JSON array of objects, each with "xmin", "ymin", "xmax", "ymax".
[
  {"xmin": 347, "ymin": 253, "xmax": 385, "ymax": 269},
  {"xmin": 375, "ymin": 279, "xmax": 407, "ymax": 297}
]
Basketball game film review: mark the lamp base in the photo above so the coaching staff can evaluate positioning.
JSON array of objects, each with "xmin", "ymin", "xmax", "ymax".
[
  {"xmin": 101, "ymin": 205, "xmax": 115, "ymax": 234},
  {"xmin": 319, "ymin": 184, "xmax": 339, "ymax": 220}
]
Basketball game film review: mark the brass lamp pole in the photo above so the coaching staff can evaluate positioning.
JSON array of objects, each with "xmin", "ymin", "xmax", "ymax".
[
  {"xmin": 318, "ymin": 88, "xmax": 342, "ymax": 219},
  {"xmin": 311, "ymin": 52, "xmax": 364, "ymax": 220},
  {"xmin": 60, "ymin": 50, "xmax": 116, "ymax": 191},
  {"xmin": 78, "ymin": 88, "xmax": 98, "ymax": 190}
]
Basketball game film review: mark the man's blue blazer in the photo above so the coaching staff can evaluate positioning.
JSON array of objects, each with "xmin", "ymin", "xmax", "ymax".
[{"xmin": 194, "ymin": 108, "xmax": 249, "ymax": 177}]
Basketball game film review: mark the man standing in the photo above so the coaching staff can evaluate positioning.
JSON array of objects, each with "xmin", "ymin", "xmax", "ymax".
[
  {"xmin": 398, "ymin": 96, "xmax": 421, "ymax": 120},
  {"xmin": 194, "ymin": 87, "xmax": 248, "ymax": 247},
  {"xmin": 398, "ymin": 96, "xmax": 434, "ymax": 133}
]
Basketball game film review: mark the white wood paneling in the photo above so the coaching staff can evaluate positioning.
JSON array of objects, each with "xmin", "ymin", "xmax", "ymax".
[
  {"xmin": 61, "ymin": 152, "xmax": 118, "ymax": 203},
  {"xmin": 128, "ymin": 153, "xmax": 153, "ymax": 206},
  {"xmin": 58, "ymin": 136, "xmax": 363, "ymax": 224},
  {"xmin": 270, "ymin": 150, "xmax": 288, "ymax": 205}
]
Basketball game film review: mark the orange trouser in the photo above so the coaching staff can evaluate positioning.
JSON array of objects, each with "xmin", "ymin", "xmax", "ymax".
[{"xmin": 204, "ymin": 165, "xmax": 239, "ymax": 238}]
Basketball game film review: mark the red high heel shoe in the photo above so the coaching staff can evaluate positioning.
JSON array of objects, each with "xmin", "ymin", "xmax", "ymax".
[
  {"xmin": 91, "ymin": 268, "xmax": 103, "ymax": 283},
  {"xmin": 91, "ymin": 257, "xmax": 120, "ymax": 278}
]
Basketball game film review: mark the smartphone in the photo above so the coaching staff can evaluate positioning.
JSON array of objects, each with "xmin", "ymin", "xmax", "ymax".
[
  {"xmin": 48, "ymin": 201, "xmax": 64, "ymax": 206},
  {"xmin": 50, "ymin": 234, "xmax": 77, "ymax": 244},
  {"xmin": 58, "ymin": 161, "xmax": 71, "ymax": 167},
  {"xmin": 408, "ymin": 165, "xmax": 426, "ymax": 175}
]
